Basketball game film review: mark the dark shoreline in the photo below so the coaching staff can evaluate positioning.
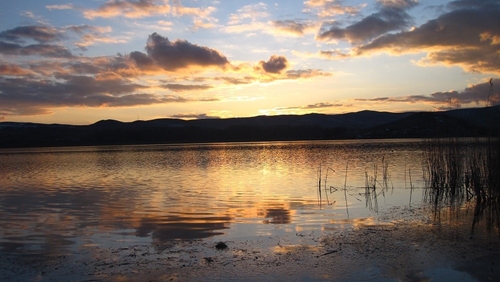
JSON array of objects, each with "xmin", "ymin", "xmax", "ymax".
[{"xmin": 1, "ymin": 106, "xmax": 499, "ymax": 148}]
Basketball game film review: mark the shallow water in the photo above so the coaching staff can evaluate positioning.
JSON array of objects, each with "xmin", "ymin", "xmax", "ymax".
[{"xmin": 0, "ymin": 139, "xmax": 430, "ymax": 256}]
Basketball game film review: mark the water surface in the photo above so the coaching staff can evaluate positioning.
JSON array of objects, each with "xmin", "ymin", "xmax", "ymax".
[{"xmin": 0, "ymin": 139, "xmax": 427, "ymax": 255}]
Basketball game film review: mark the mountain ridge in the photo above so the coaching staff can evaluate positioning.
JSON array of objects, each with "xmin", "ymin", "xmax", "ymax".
[{"xmin": 1, "ymin": 106, "xmax": 499, "ymax": 148}]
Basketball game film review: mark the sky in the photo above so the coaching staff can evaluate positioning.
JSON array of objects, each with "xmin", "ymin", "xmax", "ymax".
[{"xmin": 0, "ymin": 0, "xmax": 499, "ymax": 125}]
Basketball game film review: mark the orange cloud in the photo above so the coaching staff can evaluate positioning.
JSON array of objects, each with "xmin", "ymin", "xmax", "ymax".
[
  {"xmin": 0, "ymin": 63, "xmax": 33, "ymax": 76},
  {"xmin": 304, "ymin": 0, "xmax": 365, "ymax": 17},
  {"xmin": 83, "ymin": 0, "xmax": 171, "ymax": 19}
]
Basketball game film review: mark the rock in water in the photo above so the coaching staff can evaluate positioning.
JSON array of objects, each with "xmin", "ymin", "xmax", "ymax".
[{"xmin": 215, "ymin": 242, "xmax": 228, "ymax": 250}]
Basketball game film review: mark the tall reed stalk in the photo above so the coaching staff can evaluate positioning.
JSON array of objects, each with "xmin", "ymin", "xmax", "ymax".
[{"xmin": 423, "ymin": 138, "xmax": 500, "ymax": 235}]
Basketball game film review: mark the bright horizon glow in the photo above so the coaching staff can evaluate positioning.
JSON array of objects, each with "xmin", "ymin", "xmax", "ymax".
[{"xmin": 0, "ymin": 0, "xmax": 499, "ymax": 125}]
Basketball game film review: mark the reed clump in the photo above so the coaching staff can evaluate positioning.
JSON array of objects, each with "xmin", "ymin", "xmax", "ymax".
[{"xmin": 423, "ymin": 138, "xmax": 500, "ymax": 234}]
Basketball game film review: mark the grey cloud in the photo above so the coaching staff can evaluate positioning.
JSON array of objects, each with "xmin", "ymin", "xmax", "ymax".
[
  {"xmin": 69, "ymin": 61, "xmax": 105, "ymax": 75},
  {"xmin": 129, "ymin": 51, "xmax": 156, "ymax": 69},
  {"xmin": 0, "ymin": 29, "xmax": 72, "ymax": 58},
  {"xmin": 278, "ymin": 102, "xmax": 344, "ymax": 110},
  {"xmin": 0, "ymin": 74, "xmax": 151, "ymax": 115},
  {"xmin": 171, "ymin": 113, "xmax": 221, "ymax": 120},
  {"xmin": 303, "ymin": 102, "xmax": 344, "ymax": 109},
  {"xmin": 0, "ymin": 70, "xmax": 215, "ymax": 115},
  {"xmin": 355, "ymin": 79, "xmax": 499, "ymax": 107},
  {"xmin": 257, "ymin": 55, "xmax": 288, "ymax": 74},
  {"xmin": 0, "ymin": 25, "xmax": 64, "ymax": 43},
  {"xmin": 21, "ymin": 44, "xmax": 73, "ymax": 58},
  {"xmin": 317, "ymin": 0, "xmax": 417, "ymax": 43},
  {"xmin": 447, "ymin": 0, "xmax": 499, "ymax": 9},
  {"xmin": 130, "ymin": 33, "xmax": 230, "ymax": 71},
  {"xmin": 354, "ymin": 1, "xmax": 500, "ymax": 74},
  {"xmin": 0, "ymin": 41, "xmax": 73, "ymax": 58},
  {"xmin": 65, "ymin": 25, "xmax": 102, "ymax": 34},
  {"xmin": 161, "ymin": 83, "xmax": 212, "ymax": 92}
]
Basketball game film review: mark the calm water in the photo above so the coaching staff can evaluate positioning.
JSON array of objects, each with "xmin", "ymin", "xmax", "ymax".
[{"xmin": 0, "ymin": 139, "xmax": 427, "ymax": 255}]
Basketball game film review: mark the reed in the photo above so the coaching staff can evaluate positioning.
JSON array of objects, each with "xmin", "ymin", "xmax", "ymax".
[
  {"xmin": 317, "ymin": 164, "xmax": 336, "ymax": 206},
  {"xmin": 423, "ymin": 137, "xmax": 500, "ymax": 234}
]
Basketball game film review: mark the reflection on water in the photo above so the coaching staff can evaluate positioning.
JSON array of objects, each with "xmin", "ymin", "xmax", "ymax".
[{"xmin": 1, "ymin": 140, "xmax": 428, "ymax": 256}]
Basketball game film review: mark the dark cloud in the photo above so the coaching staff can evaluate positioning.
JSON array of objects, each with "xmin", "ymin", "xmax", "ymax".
[
  {"xmin": 0, "ymin": 39, "xmax": 72, "ymax": 58},
  {"xmin": 129, "ymin": 51, "xmax": 156, "ymax": 69},
  {"xmin": 303, "ymin": 102, "xmax": 344, "ymax": 109},
  {"xmin": 278, "ymin": 102, "xmax": 344, "ymax": 111},
  {"xmin": 317, "ymin": 0, "xmax": 418, "ymax": 43},
  {"xmin": 130, "ymin": 33, "xmax": 230, "ymax": 72},
  {"xmin": 21, "ymin": 44, "xmax": 73, "ymax": 58},
  {"xmin": 0, "ymin": 73, "xmax": 189, "ymax": 115},
  {"xmin": 68, "ymin": 61, "xmax": 105, "ymax": 75},
  {"xmin": 161, "ymin": 83, "xmax": 212, "ymax": 92},
  {"xmin": 355, "ymin": 79, "xmax": 499, "ymax": 107},
  {"xmin": 171, "ymin": 113, "xmax": 221, "ymax": 120},
  {"xmin": 354, "ymin": 1, "xmax": 500, "ymax": 74},
  {"xmin": 446, "ymin": 0, "xmax": 498, "ymax": 9},
  {"xmin": 0, "ymin": 25, "xmax": 64, "ymax": 43},
  {"xmin": 256, "ymin": 55, "xmax": 288, "ymax": 74}
]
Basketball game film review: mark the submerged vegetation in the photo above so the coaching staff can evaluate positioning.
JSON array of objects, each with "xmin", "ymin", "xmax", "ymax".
[{"xmin": 423, "ymin": 138, "xmax": 500, "ymax": 235}]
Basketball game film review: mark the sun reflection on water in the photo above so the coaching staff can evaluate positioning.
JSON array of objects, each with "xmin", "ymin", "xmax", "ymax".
[{"xmin": 0, "ymin": 140, "xmax": 429, "ymax": 256}]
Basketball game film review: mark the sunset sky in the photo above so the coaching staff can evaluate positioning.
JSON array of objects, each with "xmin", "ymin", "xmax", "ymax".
[{"xmin": 1, "ymin": 0, "xmax": 499, "ymax": 125}]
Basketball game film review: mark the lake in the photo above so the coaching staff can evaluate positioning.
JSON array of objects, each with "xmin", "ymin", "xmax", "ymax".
[
  {"xmin": 0, "ymin": 139, "xmax": 426, "ymax": 252},
  {"xmin": 1, "ymin": 139, "xmax": 498, "ymax": 281}
]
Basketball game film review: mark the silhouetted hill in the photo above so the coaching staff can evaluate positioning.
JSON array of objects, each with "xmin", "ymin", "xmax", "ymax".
[
  {"xmin": 1, "ymin": 106, "xmax": 499, "ymax": 148},
  {"xmin": 360, "ymin": 112, "xmax": 488, "ymax": 138}
]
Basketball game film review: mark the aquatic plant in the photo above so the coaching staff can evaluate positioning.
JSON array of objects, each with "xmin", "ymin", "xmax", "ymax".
[
  {"xmin": 317, "ymin": 163, "xmax": 336, "ymax": 206},
  {"xmin": 423, "ymin": 137, "xmax": 500, "ymax": 235}
]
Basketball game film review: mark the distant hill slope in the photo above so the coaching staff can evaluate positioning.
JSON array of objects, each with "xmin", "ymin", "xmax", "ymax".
[{"xmin": 1, "ymin": 106, "xmax": 499, "ymax": 148}]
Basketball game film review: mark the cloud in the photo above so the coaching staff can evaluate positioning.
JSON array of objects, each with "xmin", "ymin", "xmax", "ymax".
[
  {"xmin": 171, "ymin": 0, "xmax": 216, "ymax": 17},
  {"xmin": 130, "ymin": 33, "xmax": 230, "ymax": 72},
  {"xmin": 284, "ymin": 69, "xmax": 332, "ymax": 79},
  {"xmin": 171, "ymin": 113, "xmax": 221, "ymax": 120},
  {"xmin": 0, "ymin": 41, "xmax": 73, "ymax": 58},
  {"xmin": 0, "ymin": 23, "xmax": 125, "ymax": 56},
  {"xmin": 222, "ymin": 21, "xmax": 268, "ymax": 34},
  {"xmin": 228, "ymin": 2, "xmax": 269, "ymax": 25},
  {"xmin": 271, "ymin": 20, "xmax": 319, "ymax": 37},
  {"xmin": 161, "ymin": 83, "xmax": 213, "ymax": 92},
  {"xmin": 46, "ymin": 4, "xmax": 74, "ymax": 10},
  {"xmin": 0, "ymin": 25, "xmax": 64, "ymax": 43},
  {"xmin": 278, "ymin": 102, "xmax": 344, "ymax": 111},
  {"xmin": 355, "ymin": 79, "xmax": 500, "ymax": 108},
  {"xmin": 0, "ymin": 73, "xmax": 198, "ymax": 115},
  {"xmin": 64, "ymin": 25, "xmax": 127, "ymax": 49},
  {"xmin": 83, "ymin": 0, "xmax": 171, "ymax": 19},
  {"xmin": 304, "ymin": 0, "xmax": 365, "ymax": 17},
  {"xmin": 214, "ymin": 76, "xmax": 254, "ymax": 85},
  {"xmin": 352, "ymin": 1, "xmax": 500, "ymax": 74},
  {"xmin": 317, "ymin": 0, "xmax": 418, "ymax": 43},
  {"xmin": 256, "ymin": 55, "xmax": 288, "ymax": 74},
  {"xmin": 0, "ymin": 63, "xmax": 33, "ymax": 76}
]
